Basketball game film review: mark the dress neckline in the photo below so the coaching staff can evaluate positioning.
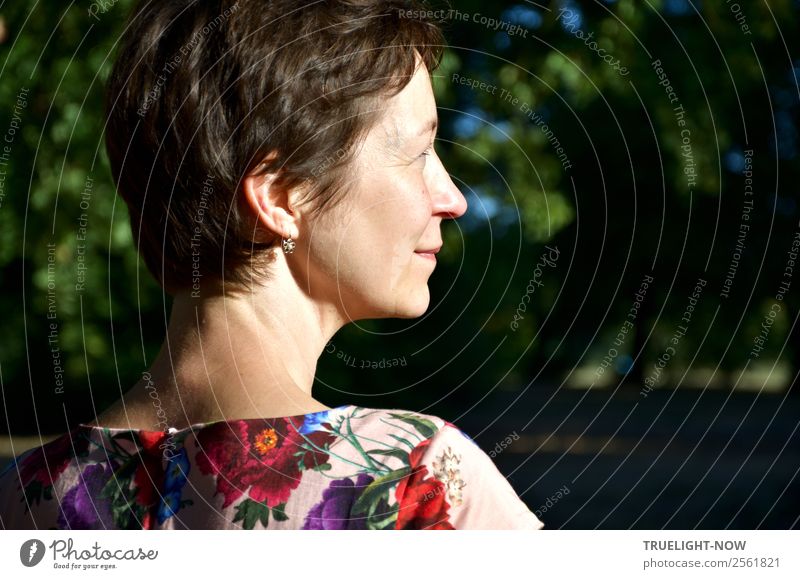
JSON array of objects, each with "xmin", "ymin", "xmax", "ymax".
[{"xmin": 76, "ymin": 404, "xmax": 355, "ymax": 435}]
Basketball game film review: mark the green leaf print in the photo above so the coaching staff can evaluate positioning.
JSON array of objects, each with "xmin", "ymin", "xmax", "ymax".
[
  {"xmin": 98, "ymin": 476, "xmax": 120, "ymax": 502},
  {"xmin": 22, "ymin": 480, "xmax": 44, "ymax": 508},
  {"xmin": 365, "ymin": 496, "xmax": 398, "ymax": 530},
  {"xmin": 351, "ymin": 466, "xmax": 411, "ymax": 517},
  {"xmin": 111, "ymin": 501, "xmax": 135, "ymax": 529},
  {"xmin": 233, "ymin": 498, "xmax": 270, "ymax": 529},
  {"xmin": 368, "ymin": 511, "xmax": 398, "ymax": 530},
  {"xmin": 366, "ymin": 448, "xmax": 410, "ymax": 466},
  {"xmin": 271, "ymin": 502, "xmax": 289, "ymax": 522},
  {"xmin": 386, "ymin": 413, "xmax": 438, "ymax": 439},
  {"xmin": 387, "ymin": 433, "xmax": 415, "ymax": 450}
]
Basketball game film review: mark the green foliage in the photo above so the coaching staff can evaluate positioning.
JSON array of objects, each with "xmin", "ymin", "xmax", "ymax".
[{"xmin": 0, "ymin": 1, "xmax": 161, "ymax": 433}]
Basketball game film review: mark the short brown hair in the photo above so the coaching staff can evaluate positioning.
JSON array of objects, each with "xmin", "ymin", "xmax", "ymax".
[{"xmin": 105, "ymin": 0, "xmax": 445, "ymax": 295}]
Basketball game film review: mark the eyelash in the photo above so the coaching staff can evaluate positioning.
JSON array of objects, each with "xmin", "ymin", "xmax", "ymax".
[{"xmin": 419, "ymin": 146, "xmax": 433, "ymax": 159}]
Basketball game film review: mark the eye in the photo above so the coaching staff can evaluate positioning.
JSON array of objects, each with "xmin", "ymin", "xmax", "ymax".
[{"xmin": 419, "ymin": 146, "xmax": 433, "ymax": 160}]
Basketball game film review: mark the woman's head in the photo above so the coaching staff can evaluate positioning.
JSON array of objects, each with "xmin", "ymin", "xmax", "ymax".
[
  {"xmin": 106, "ymin": 0, "xmax": 466, "ymax": 318},
  {"xmin": 252, "ymin": 56, "xmax": 468, "ymax": 320}
]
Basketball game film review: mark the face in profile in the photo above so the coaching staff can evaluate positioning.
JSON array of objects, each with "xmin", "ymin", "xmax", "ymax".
[{"xmin": 298, "ymin": 60, "xmax": 468, "ymax": 322}]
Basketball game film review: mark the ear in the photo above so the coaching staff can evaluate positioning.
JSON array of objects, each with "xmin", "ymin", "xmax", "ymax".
[{"xmin": 241, "ymin": 156, "xmax": 300, "ymax": 242}]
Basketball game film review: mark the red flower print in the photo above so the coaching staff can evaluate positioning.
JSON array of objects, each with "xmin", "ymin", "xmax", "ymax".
[
  {"xmin": 131, "ymin": 431, "xmax": 168, "ymax": 527},
  {"xmin": 195, "ymin": 417, "xmax": 336, "ymax": 508},
  {"xmin": 137, "ymin": 430, "xmax": 168, "ymax": 455},
  {"xmin": 395, "ymin": 437, "xmax": 455, "ymax": 530}
]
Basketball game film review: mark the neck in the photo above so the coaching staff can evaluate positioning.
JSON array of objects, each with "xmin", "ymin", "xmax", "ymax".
[{"xmin": 96, "ymin": 264, "xmax": 350, "ymax": 429}]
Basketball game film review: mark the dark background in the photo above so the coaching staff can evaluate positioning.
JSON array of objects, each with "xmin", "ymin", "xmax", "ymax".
[{"xmin": 0, "ymin": 0, "xmax": 798, "ymax": 529}]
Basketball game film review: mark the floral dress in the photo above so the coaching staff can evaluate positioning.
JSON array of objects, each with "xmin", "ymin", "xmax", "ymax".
[{"xmin": 0, "ymin": 405, "xmax": 544, "ymax": 530}]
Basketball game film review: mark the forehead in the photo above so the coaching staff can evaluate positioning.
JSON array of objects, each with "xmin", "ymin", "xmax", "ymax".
[{"xmin": 375, "ymin": 62, "xmax": 437, "ymax": 143}]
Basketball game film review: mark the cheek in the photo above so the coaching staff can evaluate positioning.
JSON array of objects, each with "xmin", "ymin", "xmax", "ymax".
[
  {"xmin": 380, "ymin": 188, "xmax": 430, "ymax": 252},
  {"xmin": 389, "ymin": 177, "xmax": 431, "ymax": 222},
  {"xmin": 360, "ymin": 180, "xmax": 429, "ymax": 244},
  {"xmin": 315, "ymin": 172, "xmax": 430, "ymax": 276}
]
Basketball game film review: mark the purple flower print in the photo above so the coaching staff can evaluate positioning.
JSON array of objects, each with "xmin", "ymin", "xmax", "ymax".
[
  {"xmin": 57, "ymin": 462, "xmax": 114, "ymax": 529},
  {"xmin": 302, "ymin": 472, "xmax": 375, "ymax": 530}
]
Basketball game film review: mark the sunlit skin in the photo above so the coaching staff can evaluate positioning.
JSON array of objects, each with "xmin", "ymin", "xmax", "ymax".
[
  {"xmin": 295, "ymin": 60, "xmax": 467, "ymax": 321},
  {"xmin": 92, "ymin": 56, "xmax": 467, "ymax": 430}
]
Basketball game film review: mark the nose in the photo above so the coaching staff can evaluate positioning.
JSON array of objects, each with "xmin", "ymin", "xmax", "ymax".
[{"xmin": 426, "ymin": 149, "xmax": 468, "ymax": 219}]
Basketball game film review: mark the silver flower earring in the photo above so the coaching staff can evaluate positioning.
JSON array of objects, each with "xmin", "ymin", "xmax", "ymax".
[{"xmin": 282, "ymin": 236, "xmax": 296, "ymax": 254}]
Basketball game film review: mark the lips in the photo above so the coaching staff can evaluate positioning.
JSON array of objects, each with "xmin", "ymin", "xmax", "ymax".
[{"xmin": 414, "ymin": 246, "xmax": 439, "ymax": 263}]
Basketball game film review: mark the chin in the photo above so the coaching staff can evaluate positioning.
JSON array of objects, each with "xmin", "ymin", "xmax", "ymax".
[
  {"xmin": 354, "ymin": 282, "xmax": 431, "ymax": 320},
  {"xmin": 394, "ymin": 288, "xmax": 431, "ymax": 319}
]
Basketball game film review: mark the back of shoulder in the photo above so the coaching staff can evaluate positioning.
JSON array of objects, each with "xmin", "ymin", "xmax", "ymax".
[
  {"xmin": 433, "ymin": 424, "xmax": 544, "ymax": 529},
  {"xmin": 363, "ymin": 408, "xmax": 544, "ymax": 530},
  {"xmin": 341, "ymin": 406, "xmax": 450, "ymax": 444},
  {"xmin": 0, "ymin": 430, "xmax": 89, "ymax": 530}
]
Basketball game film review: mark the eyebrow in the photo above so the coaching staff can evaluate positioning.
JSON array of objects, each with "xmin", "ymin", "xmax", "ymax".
[{"xmin": 383, "ymin": 117, "xmax": 438, "ymax": 153}]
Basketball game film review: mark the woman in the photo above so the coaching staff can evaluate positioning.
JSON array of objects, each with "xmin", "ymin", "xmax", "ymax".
[{"xmin": 0, "ymin": 0, "xmax": 544, "ymax": 530}]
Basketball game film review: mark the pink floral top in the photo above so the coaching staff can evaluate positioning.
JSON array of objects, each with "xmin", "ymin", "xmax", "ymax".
[{"xmin": 0, "ymin": 405, "xmax": 544, "ymax": 530}]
